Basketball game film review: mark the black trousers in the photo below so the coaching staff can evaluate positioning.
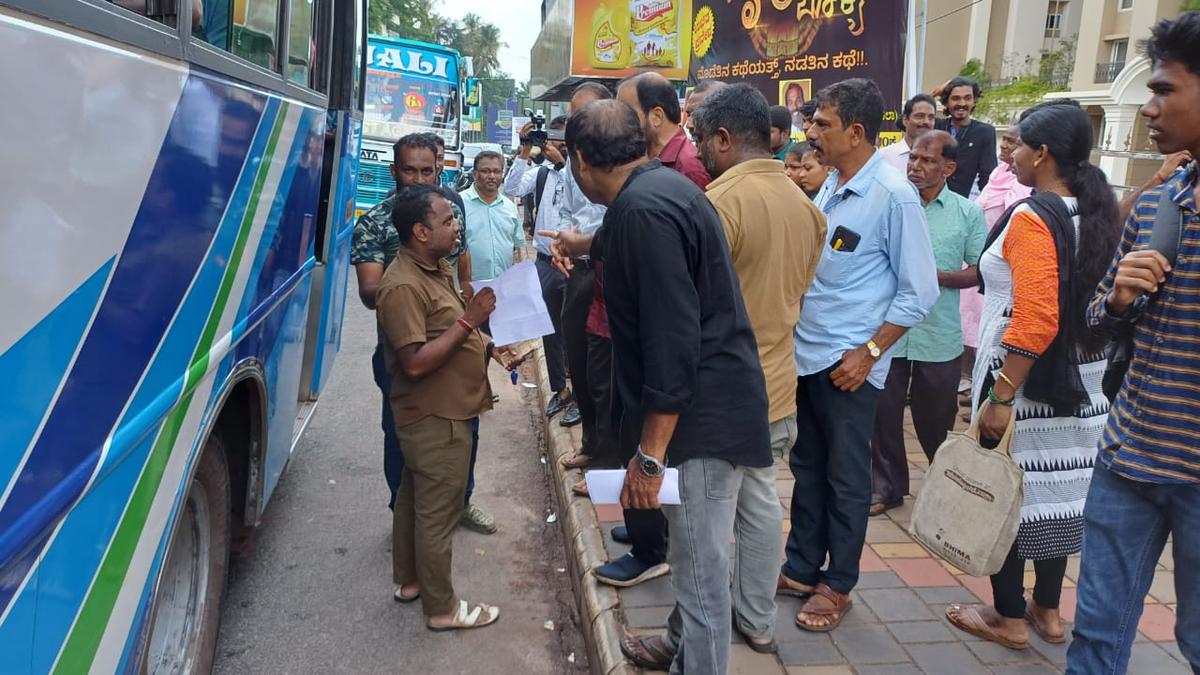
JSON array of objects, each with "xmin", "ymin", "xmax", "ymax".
[
  {"xmin": 990, "ymin": 542, "xmax": 1067, "ymax": 619},
  {"xmin": 536, "ymin": 254, "xmax": 568, "ymax": 394},
  {"xmin": 871, "ymin": 356, "xmax": 962, "ymax": 503},
  {"xmin": 585, "ymin": 333, "xmax": 620, "ymax": 466},
  {"xmin": 617, "ymin": 403, "xmax": 668, "ymax": 566},
  {"xmin": 562, "ymin": 263, "xmax": 597, "ymax": 455},
  {"xmin": 784, "ymin": 368, "xmax": 881, "ymax": 594}
]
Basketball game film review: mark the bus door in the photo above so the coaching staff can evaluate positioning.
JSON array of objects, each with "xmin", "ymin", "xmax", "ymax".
[{"xmin": 298, "ymin": 0, "xmax": 366, "ymax": 411}]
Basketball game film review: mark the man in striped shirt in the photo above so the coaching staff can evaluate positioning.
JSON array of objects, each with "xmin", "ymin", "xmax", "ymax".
[{"xmin": 1068, "ymin": 12, "xmax": 1200, "ymax": 673}]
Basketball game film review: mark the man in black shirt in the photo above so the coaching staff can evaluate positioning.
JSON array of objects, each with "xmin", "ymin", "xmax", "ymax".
[
  {"xmin": 565, "ymin": 99, "xmax": 770, "ymax": 675},
  {"xmin": 934, "ymin": 77, "xmax": 997, "ymax": 197}
]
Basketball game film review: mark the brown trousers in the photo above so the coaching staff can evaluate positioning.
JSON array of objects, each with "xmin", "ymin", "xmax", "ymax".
[{"xmin": 393, "ymin": 415, "xmax": 473, "ymax": 616}]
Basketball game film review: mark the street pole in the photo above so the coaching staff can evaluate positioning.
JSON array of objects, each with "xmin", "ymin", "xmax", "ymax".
[{"xmin": 916, "ymin": 0, "xmax": 928, "ymax": 94}]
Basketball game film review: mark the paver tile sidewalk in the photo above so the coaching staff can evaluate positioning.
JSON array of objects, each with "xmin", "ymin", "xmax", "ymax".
[{"xmin": 562, "ymin": 409, "xmax": 1187, "ymax": 674}]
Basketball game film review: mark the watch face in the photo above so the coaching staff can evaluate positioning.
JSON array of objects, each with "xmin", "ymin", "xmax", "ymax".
[{"xmin": 640, "ymin": 457, "xmax": 662, "ymax": 476}]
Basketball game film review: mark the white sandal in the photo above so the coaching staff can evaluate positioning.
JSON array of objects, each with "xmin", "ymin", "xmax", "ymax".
[{"xmin": 427, "ymin": 599, "xmax": 500, "ymax": 632}]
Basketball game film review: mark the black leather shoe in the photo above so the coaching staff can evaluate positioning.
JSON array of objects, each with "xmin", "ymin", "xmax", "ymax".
[
  {"xmin": 559, "ymin": 402, "xmax": 582, "ymax": 427},
  {"xmin": 546, "ymin": 392, "xmax": 573, "ymax": 418}
]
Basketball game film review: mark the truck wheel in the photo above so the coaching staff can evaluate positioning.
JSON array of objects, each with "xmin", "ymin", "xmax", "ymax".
[{"xmin": 143, "ymin": 432, "xmax": 232, "ymax": 674}]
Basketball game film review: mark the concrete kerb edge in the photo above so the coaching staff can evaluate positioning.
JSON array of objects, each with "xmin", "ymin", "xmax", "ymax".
[{"xmin": 528, "ymin": 345, "xmax": 632, "ymax": 675}]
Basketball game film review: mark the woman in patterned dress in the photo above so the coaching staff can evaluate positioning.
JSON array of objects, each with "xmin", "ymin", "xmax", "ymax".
[{"xmin": 947, "ymin": 102, "xmax": 1122, "ymax": 649}]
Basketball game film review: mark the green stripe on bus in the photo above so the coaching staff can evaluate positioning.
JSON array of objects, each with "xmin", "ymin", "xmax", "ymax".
[{"xmin": 53, "ymin": 103, "xmax": 290, "ymax": 674}]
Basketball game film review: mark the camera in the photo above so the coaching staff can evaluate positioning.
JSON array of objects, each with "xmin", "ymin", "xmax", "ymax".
[{"xmin": 522, "ymin": 108, "xmax": 549, "ymax": 146}]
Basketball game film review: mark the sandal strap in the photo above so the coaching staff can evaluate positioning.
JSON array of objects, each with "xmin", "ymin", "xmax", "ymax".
[{"xmin": 810, "ymin": 583, "xmax": 845, "ymax": 610}]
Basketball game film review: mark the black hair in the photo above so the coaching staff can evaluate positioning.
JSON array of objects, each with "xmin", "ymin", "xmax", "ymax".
[
  {"xmin": 693, "ymin": 83, "xmax": 771, "ymax": 153},
  {"xmin": 939, "ymin": 77, "xmax": 982, "ymax": 108},
  {"xmin": 473, "ymin": 150, "xmax": 504, "ymax": 169},
  {"xmin": 692, "ymin": 79, "xmax": 725, "ymax": 95},
  {"xmin": 573, "ymin": 81, "xmax": 613, "ymax": 102},
  {"xmin": 565, "ymin": 99, "xmax": 647, "ymax": 170},
  {"xmin": 392, "ymin": 184, "xmax": 445, "ymax": 245},
  {"xmin": 1018, "ymin": 103, "xmax": 1122, "ymax": 352},
  {"xmin": 393, "ymin": 133, "xmax": 439, "ymax": 164},
  {"xmin": 1018, "ymin": 97, "xmax": 1081, "ymax": 122},
  {"xmin": 800, "ymin": 100, "xmax": 817, "ymax": 118},
  {"xmin": 912, "ymin": 129, "xmax": 958, "ymax": 161},
  {"xmin": 549, "ymin": 115, "xmax": 568, "ymax": 129},
  {"xmin": 786, "ymin": 141, "xmax": 811, "ymax": 161},
  {"xmin": 1141, "ymin": 11, "xmax": 1200, "ymax": 75},
  {"xmin": 813, "ymin": 78, "xmax": 884, "ymax": 144},
  {"xmin": 768, "ymin": 105, "xmax": 793, "ymax": 133},
  {"xmin": 426, "ymin": 132, "xmax": 446, "ymax": 148},
  {"xmin": 622, "ymin": 73, "xmax": 681, "ymax": 124}
]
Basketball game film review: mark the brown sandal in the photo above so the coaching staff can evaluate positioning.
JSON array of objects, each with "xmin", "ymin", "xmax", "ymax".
[
  {"xmin": 946, "ymin": 604, "xmax": 1029, "ymax": 649},
  {"xmin": 1024, "ymin": 597, "xmax": 1066, "ymax": 644},
  {"xmin": 795, "ymin": 583, "xmax": 852, "ymax": 632},
  {"xmin": 559, "ymin": 452, "xmax": 590, "ymax": 469},
  {"xmin": 776, "ymin": 574, "xmax": 815, "ymax": 598},
  {"xmin": 620, "ymin": 633, "xmax": 675, "ymax": 670}
]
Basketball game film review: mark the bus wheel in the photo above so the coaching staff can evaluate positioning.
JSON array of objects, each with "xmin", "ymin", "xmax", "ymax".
[{"xmin": 144, "ymin": 432, "xmax": 231, "ymax": 674}]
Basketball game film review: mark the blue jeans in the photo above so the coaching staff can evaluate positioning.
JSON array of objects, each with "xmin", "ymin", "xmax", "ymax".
[
  {"xmin": 373, "ymin": 344, "xmax": 477, "ymax": 510},
  {"xmin": 1066, "ymin": 459, "xmax": 1200, "ymax": 673}
]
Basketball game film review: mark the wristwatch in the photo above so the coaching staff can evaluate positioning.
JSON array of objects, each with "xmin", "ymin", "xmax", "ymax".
[
  {"xmin": 865, "ymin": 339, "xmax": 882, "ymax": 359},
  {"xmin": 635, "ymin": 447, "xmax": 665, "ymax": 477}
]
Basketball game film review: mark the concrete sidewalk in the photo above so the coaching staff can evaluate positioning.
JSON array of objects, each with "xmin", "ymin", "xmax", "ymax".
[{"xmin": 535, "ymin": 352, "xmax": 1188, "ymax": 674}]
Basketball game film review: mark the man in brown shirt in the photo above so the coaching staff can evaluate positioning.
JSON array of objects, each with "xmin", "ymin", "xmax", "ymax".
[
  {"xmin": 623, "ymin": 83, "xmax": 826, "ymax": 663},
  {"xmin": 376, "ymin": 184, "xmax": 519, "ymax": 631}
]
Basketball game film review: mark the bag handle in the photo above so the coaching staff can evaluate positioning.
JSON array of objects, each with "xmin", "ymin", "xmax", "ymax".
[{"xmin": 966, "ymin": 400, "xmax": 1017, "ymax": 457}]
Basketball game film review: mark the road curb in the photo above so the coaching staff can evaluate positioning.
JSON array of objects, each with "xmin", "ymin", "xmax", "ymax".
[{"xmin": 529, "ymin": 345, "xmax": 633, "ymax": 675}]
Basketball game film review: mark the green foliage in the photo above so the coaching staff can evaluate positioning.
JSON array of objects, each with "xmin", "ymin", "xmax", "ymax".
[
  {"xmin": 1183, "ymin": 0, "xmax": 1200, "ymax": 11},
  {"xmin": 958, "ymin": 59, "xmax": 991, "ymax": 89},
  {"xmin": 368, "ymin": 3, "xmax": 508, "ymax": 78},
  {"xmin": 967, "ymin": 38, "xmax": 1076, "ymax": 125}
]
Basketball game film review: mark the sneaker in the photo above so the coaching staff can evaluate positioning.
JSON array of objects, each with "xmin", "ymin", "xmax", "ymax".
[
  {"xmin": 593, "ymin": 553, "xmax": 669, "ymax": 587},
  {"xmin": 559, "ymin": 402, "xmax": 582, "ymax": 427},
  {"xmin": 460, "ymin": 504, "xmax": 497, "ymax": 534},
  {"xmin": 546, "ymin": 391, "xmax": 573, "ymax": 418},
  {"xmin": 611, "ymin": 525, "xmax": 631, "ymax": 544}
]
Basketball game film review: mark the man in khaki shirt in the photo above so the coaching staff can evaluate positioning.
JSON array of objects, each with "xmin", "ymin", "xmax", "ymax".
[
  {"xmin": 376, "ymin": 184, "xmax": 520, "ymax": 631},
  {"xmin": 662, "ymin": 82, "xmax": 827, "ymax": 656}
]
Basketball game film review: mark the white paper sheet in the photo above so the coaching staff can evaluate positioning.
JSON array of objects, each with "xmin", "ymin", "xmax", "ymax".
[
  {"xmin": 476, "ymin": 260, "xmax": 555, "ymax": 346},
  {"xmin": 584, "ymin": 469, "xmax": 681, "ymax": 505}
]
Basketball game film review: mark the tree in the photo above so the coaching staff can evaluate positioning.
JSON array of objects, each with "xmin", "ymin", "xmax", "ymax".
[{"xmin": 368, "ymin": 0, "xmax": 440, "ymax": 40}]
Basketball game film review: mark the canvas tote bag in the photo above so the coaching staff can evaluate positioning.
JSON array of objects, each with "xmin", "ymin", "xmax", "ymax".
[{"xmin": 909, "ymin": 402, "xmax": 1023, "ymax": 577}]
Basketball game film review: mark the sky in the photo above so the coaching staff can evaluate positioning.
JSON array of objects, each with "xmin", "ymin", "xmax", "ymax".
[{"xmin": 437, "ymin": 0, "xmax": 542, "ymax": 83}]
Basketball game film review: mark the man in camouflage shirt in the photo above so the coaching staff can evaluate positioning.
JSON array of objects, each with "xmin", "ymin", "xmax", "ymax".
[{"xmin": 352, "ymin": 133, "xmax": 496, "ymax": 534}]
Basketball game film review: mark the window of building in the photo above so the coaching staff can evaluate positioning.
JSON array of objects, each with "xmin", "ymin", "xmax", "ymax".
[
  {"xmin": 1045, "ymin": 1, "xmax": 1067, "ymax": 39},
  {"xmin": 1109, "ymin": 38, "xmax": 1128, "ymax": 67},
  {"xmin": 1118, "ymin": 0, "xmax": 1133, "ymax": 10}
]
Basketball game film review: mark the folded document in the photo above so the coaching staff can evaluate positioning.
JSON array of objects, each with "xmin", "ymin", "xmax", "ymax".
[{"xmin": 584, "ymin": 469, "xmax": 681, "ymax": 505}]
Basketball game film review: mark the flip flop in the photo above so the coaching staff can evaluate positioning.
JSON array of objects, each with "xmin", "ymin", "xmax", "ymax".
[
  {"xmin": 559, "ymin": 452, "xmax": 590, "ymax": 470},
  {"xmin": 427, "ymin": 600, "xmax": 500, "ymax": 632},
  {"xmin": 1024, "ymin": 598, "xmax": 1066, "ymax": 644},
  {"xmin": 393, "ymin": 587, "xmax": 420, "ymax": 603},
  {"xmin": 795, "ymin": 583, "xmax": 852, "ymax": 633},
  {"xmin": 946, "ymin": 604, "xmax": 1029, "ymax": 649},
  {"xmin": 734, "ymin": 626, "xmax": 778, "ymax": 654},
  {"xmin": 619, "ymin": 633, "xmax": 675, "ymax": 670}
]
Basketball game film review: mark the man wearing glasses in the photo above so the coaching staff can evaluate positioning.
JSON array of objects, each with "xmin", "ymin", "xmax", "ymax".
[{"xmin": 461, "ymin": 151, "xmax": 525, "ymax": 285}]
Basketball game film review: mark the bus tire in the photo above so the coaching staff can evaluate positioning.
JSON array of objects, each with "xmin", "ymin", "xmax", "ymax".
[{"xmin": 143, "ymin": 431, "xmax": 232, "ymax": 675}]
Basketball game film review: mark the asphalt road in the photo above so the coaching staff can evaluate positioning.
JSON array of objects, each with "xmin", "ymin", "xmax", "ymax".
[{"xmin": 214, "ymin": 281, "xmax": 587, "ymax": 675}]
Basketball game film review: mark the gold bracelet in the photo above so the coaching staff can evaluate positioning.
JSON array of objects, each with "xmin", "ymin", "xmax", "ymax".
[{"xmin": 997, "ymin": 371, "xmax": 1016, "ymax": 390}]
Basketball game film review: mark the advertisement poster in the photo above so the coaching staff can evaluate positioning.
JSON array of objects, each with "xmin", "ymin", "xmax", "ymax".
[
  {"xmin": 689, "ymin": 1, "xmax": 907, "ymax": 145},
  {"xmin": 571, "ymin": 0, "xmax": 694, "ymax": 80},
  {"xmin": 487, "ymin": 104, "xmax": 516, "ymax": 145}
]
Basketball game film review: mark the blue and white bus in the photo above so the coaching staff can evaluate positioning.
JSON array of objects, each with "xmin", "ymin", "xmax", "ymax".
[
  {"xmin": 0, "ymin": 0, "xmax": 365, "ymax": 671},
  {"xmin": 356, "ymin": 36, "xmax": 465, "ymax": 213}
]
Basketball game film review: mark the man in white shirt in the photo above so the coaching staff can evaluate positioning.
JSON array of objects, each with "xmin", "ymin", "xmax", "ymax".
[
  {"xmin": 880, "ymin": 93, "xmax": 937, "ymax": 174},
  {"xmin": 504, "ymin": 116, "xmax": 576, "ymax": 419}
]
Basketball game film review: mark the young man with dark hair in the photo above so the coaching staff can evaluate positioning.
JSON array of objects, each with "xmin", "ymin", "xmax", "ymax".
[
  {"xmin": 566, "ymin": 98, "xmax": 770, "ymax": 675},
  {"xmin": 934, "ymin": 77, "xmax": 996, "ymax": 197},
  {"xmin": 617, "ymin": 72, "xmax": 710, "ymax": 189},
  {"xmin": 870, "ymin": 130, "xmax": 986, "ymax": 516},
  {"xmin": 769, "ymin": 105, "xmax": 795, "ymax": 161},
  {"xmin": 353, "ymin": 134, "xmax": 493, "ymax": 534},
  {"xmin": 784, "ymin": 78, "xmax": 939, "ymax": 631},
  {"xmin": 881, "ymin": 93, "xmax": 937, "ymax": 174},
  {"xmin": 461, "ymin": 150, "xmax": 522, "ymax": 283},
  {"xmin": 1069, "ymin": 12, "xmax": 1200, "ymax": 673},
  {"xmin": 378, "ymin": 183, "xmax": 521, "ymax": 631}
]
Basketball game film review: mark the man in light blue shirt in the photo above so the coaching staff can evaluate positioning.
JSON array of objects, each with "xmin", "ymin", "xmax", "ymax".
[
  {"xmin": 782, "ymin": 79, "xmax": 939, "ymax": 633},
  {"xmin": 461, "ymin": 151, "xmax": 523, "ymax": 282}
]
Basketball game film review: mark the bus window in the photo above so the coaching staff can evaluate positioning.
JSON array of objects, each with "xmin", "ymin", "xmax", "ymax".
[
  {"xmin": 197, "ymin": 0, "xmax": 232, "ymax": 50},
  {"xmin": 287, "ymin": 0, "xmax": 315, "ymax": 87},
  {"xmin": 109, "ymin": 0, "xmax": 202, "ymax": 29},
  {"xmin": 231, "ymin": 0, "xmax": 279, "ymax": 70}
]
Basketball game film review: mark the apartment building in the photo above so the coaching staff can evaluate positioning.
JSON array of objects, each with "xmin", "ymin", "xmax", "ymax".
[
  {"xmin": 914, "ymin": 0, "xmax": 1083, "ymax": 94},
  {"xmin": 1051, "ymin": 0, "xmax": 1183, "ymax": 190}
]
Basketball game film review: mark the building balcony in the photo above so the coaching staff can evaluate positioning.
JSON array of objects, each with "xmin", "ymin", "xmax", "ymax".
[{"xmin": 1095, "ymin": 61, "xmax": 1126, "ymax": 84}]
